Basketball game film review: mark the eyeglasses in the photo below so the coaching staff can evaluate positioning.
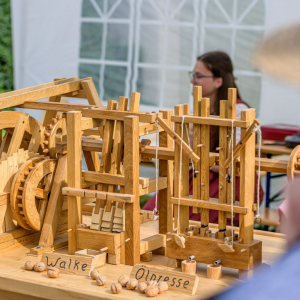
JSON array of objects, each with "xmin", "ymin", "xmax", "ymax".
[{"xmin": 189, "ymin": 71, "xmax": 214, "ymax": 82}]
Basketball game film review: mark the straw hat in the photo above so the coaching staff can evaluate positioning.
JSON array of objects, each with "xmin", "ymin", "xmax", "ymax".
[{"xmin": 253, "ymin": 23, "xmax": 300, "ymax": 86}]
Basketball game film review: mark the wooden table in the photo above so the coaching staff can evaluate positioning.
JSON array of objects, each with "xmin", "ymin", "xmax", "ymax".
[{"xmin": 0, "ymin": 220, "xmax": 286, "ymax": 300}]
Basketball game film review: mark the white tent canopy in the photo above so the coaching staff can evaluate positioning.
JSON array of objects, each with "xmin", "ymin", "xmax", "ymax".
[{"xmin": 11, "ymin": 0, "xmax": 300, "ymax": 126}]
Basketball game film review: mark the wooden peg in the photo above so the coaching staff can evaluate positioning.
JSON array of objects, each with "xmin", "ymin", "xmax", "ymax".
[
  {"xmin": 217, "ymin": 243, "xmax": 235, "ymax": 253},
  {"xmin": 166, "ymin": 238, "xmax": 172, "ymax": 242},
  {"xmin": 181, "ymin": 259, "xmax": 196, "ymax": 275},
  {"xmin": 197, "ymin": 144, "xmax": 203, "ymax": 148},
  {"xmin": 207, "ymin": 264, "xmax": 222, "ymax": 280},
  {"xmin": 125, "ymin": 238, "xmax": 130, "ymax": 243},
  {"xmin": 100, "ymin": 247, "xmax": 108, "ymax": 252}
]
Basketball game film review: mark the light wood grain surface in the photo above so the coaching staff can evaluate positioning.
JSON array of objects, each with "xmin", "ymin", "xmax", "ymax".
[{"xmin": 0, "ymin": 219, "xmax": 286, "ymax": 300}]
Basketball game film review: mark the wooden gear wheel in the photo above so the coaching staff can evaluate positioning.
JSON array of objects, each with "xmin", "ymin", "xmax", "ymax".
[
  {"xmin": 10, "ymin": 158, "xmax": 57, "ymax": 231},
  {"xmin": 287, "ymin": 145, "xmax": 300, "ymax": 181},
  {"xmin": 43, "ymin": 114, "xmax": 67, "ymax": 158}
]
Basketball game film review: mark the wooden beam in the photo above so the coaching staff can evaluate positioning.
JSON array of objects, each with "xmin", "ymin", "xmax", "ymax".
[
  {"xmin": 124, "ymin": 116, "xmax": 140, "ymax": 265},
  {"xmin": 81, "ymin": 79, "xmax": 102, "ymax": 106},
  {"xmin": 171, "ymin": 115, "xmax": 249, "ymax": 128},
  {"xmin": 0, "ymin": 77, "xmax": 91, "ymax": 110},
  {"xmin": 82, "ymin": 108, "xmax": 161, "ymax": 123},
  {"xmin": 67, "ymin": 111, "xmax": 82, "ymax": 254},
  {"xmin": 139, "ymin": 177, "xmax": 167, "ymax": 196},
  {"xmin": 171, "ymin": 196, "xmax": 248, "ymax": 214}
]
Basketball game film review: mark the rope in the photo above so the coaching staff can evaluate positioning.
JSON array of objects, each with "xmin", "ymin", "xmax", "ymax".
[
  {"xmin": 177, "ymin": 115, "xmax": 185, "ymax": 235},
  {"xmin": 153, "ymin": 119, "xmax": 159, "ymax": 218},
  {"xmin": 253, "ymin": 123, "xmax": 262, "ymax": 222}
]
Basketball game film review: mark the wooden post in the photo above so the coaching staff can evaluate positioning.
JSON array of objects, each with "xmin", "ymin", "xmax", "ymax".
[
  {"xmin": 193, "ymin": 87, "xmax": 201, "ymax": 214},
  {"xmin": 218, "ymin": 100, "xmax": 228, "ymax": 230},
  {"xmin": 38, "ymin": 154, "xmax": 67, "ymax": 247},
  {"xmin": 159, "ymin": 109, "xmax": 173, "ymax": 234},
  {"xmin": 124, "ymin": 116, "xmax": 140, "ymax": 265},
  {"xmin": 174, "ymin": 105, "xmax": 189, "ymax": 233},
  {"xmin": 239, "ymin": 109, "xmax": 256, "ymax": 244},
  {"xmin": 200, "ymin": 98, "xmax": 210, "ymax": 230},
  {"xmin": 67, "ymin": 111, "xmax": 82, "ymax": 254}
]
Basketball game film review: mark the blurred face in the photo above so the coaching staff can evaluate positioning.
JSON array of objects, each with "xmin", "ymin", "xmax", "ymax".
[{"xmin": 190, "ymin": 60, "xmax": 223, "ymax": 98}]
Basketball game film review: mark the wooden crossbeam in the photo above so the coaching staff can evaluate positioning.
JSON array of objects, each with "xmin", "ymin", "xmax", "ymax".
[
  {"xmin": 82, "ymin": 108, "xmax": 162, "ymax": 123},
  {"xmin": 171, "ymin": 115, "xmax": 250, "ymax": 128},
  {"xmin": 0, "ymin": 77, "xmax": 91, "ymax": 110},
  {"xmin": 170, "ymin": 196, "xmax": 248, "ymax": 214}
]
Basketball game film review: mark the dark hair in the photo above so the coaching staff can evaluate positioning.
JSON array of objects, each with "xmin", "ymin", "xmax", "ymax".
[{"xmin": 197, "ymin": 51, "xmax": 243, "ymax": 151}]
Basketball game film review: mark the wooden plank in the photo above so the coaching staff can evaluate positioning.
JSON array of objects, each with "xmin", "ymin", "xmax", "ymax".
[
  {"xmin": 67, "ymin": 111, "xmax": 82, "ymax": 254},
  {"xmin": 158, "ymin": 110, "xmax": 173, "ymax": 234},
  {"xmin": 0, "ymin": 77, "xmax": 90, "ymax": 110},
  {"xmin": 5, "ymin": 114, "xmax": 28, "ymax": 159},
  {"xmin": 170, "ymin": 196, "xmax": 248, "ymax": 214},
  {"xmin": 156, "ymin": 116, "xmax": 200, "ymax": 163},
  {"xmin": 192, "ymin": 87, "xmax": 201, "ymax": 214},
  {"xmin": 171, "ymin": 115, "xmax": 249, "ymax": 128},
  {"xmin": 139, "ymin": 177, "xmax": 167, "ymax": 196},
  {"xmin": 124, "ymin": 116, "xmax": 140, "ymax": 265},
  {"xmin": 82, "ymin": 171, "xmax": 149, "ymax": 188},
  {"xmin": 131, "ymin": 264, "xmax": 199, "ymax": 295},
  {"xmin": 174, "ymin": 105, "xmax": 189, "ymax": 233},
  {"xmin": 38, "ymin": 154, "xmax": 67, "ymax": 248},
  {"xmin": 218, "ymin": 100, "xmax": 228, "ymax": 230},
  {"xmin": 139, "ymin": 122, "xmax": 164, "ymax": 136},
  {"xmin": 140, "ymin": 146, "xmax": 175, "ymax": 160},
  {"xmin": 81, "ymin": 79, "xmax": 102, "ymax": 106},
  {"xmin": 239, "ymin": 109, "xmax": 256, "ymax": 244},
  {"xmin": 200, "ymin": 98, "xmax": 210, "ymax": 228},
  {"xmin": 82, "ymin": 108, "xmax": 161, "ymax": 124}
]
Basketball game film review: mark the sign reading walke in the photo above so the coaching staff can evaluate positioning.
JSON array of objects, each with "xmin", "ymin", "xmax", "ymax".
[
  {"xmin": 130, "ymin": 264, "xmax": 199, "ymax": 295},
  {"xmin": 41, "ymin": 251, "xmax": 106, "ymax": 276}
]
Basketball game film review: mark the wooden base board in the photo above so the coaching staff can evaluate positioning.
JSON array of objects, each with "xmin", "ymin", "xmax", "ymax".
[
  {"xmin": 30, "ymin": 237, "xmax": 68, "ymax": 256},
  {"xmin": 166, "ymin": 232, "xmax": 262, "ymax": 271}
]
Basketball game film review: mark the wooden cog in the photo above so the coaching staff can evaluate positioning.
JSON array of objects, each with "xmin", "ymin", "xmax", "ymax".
[
  {"xmin": 43, "ymin": 114, "xmax": 67, "ymax": 158},
  {"xmin": 10, "ymin": 157, "xmax": 45, "ymax": 230},
  {"xmin": 287, "ymin": 145, "xmax": 300, "ymax": 181},
  {"xmin": 22, "ymin": 158, "xmax": 57, "ymax": 231}
]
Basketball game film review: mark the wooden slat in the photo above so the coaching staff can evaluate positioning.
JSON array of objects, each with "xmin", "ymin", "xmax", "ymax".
[
  {"xmin": 158, "ymin": 109, "xmax": 173, "ymax": 234},
  {"xmin": 124, "ymin": 116, "xmax": 140, "ymax": 265},
  {"xmin": 171, "ymin": 196, "xmax": 248, "ymax": 214},
  {"xmin": 0, "ymin": 77, "xmax": 90, "ymax": 110},
  {"xmin": 171, "ymin": 115, "xmax": 249, "ymax": 128},
  {"xmin": 81, "ymin": 79, "xmax": 102, "ymax": 106},
  {"xmin": 239, "ymin": 109, "xmax": 256, "ymax": 244},
  {"xmin": 82, "ymin": 108, "xmax": 161, "ymax": 124},
  {"xmin": 139, "ymin": 177, "xmax": 167, "ymax": 196},
  {"xmin": 27, "ymin": 122, "xmax": 45, "ymax": 154},
  {"xmin": 67, "ymin": 111, "xmax": 82, "ymax": 254}
]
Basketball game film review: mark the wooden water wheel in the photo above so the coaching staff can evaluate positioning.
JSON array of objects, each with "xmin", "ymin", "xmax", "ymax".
[
  {"xmin": 43, "ymin": 114, "xmax": 67, "ymax": 158},
  {"xmin": 287, "ymin": 145, "xmax": 300, "ymax": 181},
  {"xmin": 10, "ymin": 158, "xmax": 56, "ymax": 231}
]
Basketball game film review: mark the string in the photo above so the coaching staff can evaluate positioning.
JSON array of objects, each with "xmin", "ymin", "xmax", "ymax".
[
  {"xmin": 229, "ymin": 119, "xmax": 234, "ymax": 246},
  {"xmin": 253, "ymin": 123, "xmax": 262, "ymax": 222},
  {"xmin": 153, "ymin": 119, "xmax": 159, "ymax": 218},
  {"xmin": 177, "ymin": 115, "xmax": 185, "ymax": 235}
]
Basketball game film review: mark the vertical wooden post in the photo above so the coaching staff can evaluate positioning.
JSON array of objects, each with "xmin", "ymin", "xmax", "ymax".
[
  {"xmin": 67, "ymin": 111, "xmax": 82, "ymax": 254},
  {"xmin": 218, "ymin": 100, "xmax": 228, "ymax": 230},
  {"xmin": 226, "ymin": 89, "xmax": 237, "ymax": 211},
  {"xmin": 124, "ymin": 116, "xmax": 140, "ymax": 265},
  {"xmin": 193, "ymin": 87, "xmax": 202, "ymax": 214},
  {"xmin": 239, "ymin": 109, "xmax": 256, "ymax": 244},
  {"xmin": 200, "ymin": 98, "xmax": 210, "ymax": 229},
  {"xmin": 174, "ymin": 105, "xmax": 189, "ymax": 233},
  {"xmin": 159, "ymin": 109, "xmax": 173, "ymax": 234}
]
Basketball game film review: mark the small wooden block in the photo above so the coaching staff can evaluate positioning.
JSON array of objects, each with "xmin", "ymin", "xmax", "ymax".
[
  {"xmin": 107, "ymin": 252, "xmax": 121, "ymax": 265},
  {"xmin": 167, "ymin": 258, "xmax": 182, "ymax": 268},
  {"xmin": 218, "ymin": 243, "xmax": 235, "ymax": 253},
  {"xmin": 90, "ymin": 224, "xmax": 101, "ymax": 231},
  {"xmin": 173, "ymin": 233, "xmax": 185, "ymax": 248},
  {"xmin": 131, "ymin": 264, "xmax": 199, "ymax": 295},
  {"xmin": 192, "ymin": 226, "xmax": 201, "ymax": 236},
  {"xmin": 41, "ymin": 251, "xmax": 105, "ymax": 276},
  {"xmin": 186, "ymin": 231, "xmax": 194, "ymax": 236},
  {"xmin": 140, "ymin": 251, "xmax": 152, "ymax": 262},
  {"xmin": 205, "ymin": 230, "xmax": 212, "ymax": 237},
  {"xmin": 200, "ymin": 227, "xmax": 209, "ymax": 237}
]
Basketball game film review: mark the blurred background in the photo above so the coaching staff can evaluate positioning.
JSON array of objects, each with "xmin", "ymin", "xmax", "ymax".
[{"xmin": 7, "ymin": 0, "xmax": 300, "ymax": 126}]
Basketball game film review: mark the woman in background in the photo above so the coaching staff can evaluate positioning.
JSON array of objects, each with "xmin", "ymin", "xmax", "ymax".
[{"xmin": 143, "ymin": 51, "xmax": 264, "ymax": 225}]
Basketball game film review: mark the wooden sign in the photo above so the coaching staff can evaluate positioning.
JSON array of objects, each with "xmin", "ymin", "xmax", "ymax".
[
  {"xmin": 41, "ymin": 250, "xmax": 106, "ymax": 276},
  {"xmin": 130, "ymin": 264, "xmax": 199, "ymax": 295}
]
